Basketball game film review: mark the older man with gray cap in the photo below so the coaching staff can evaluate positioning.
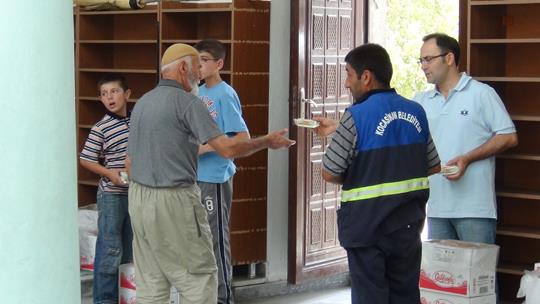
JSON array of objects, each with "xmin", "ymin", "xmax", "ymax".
[{"xmin": 127, "ymin": 43, "xmax": 294, "ymax": 304}]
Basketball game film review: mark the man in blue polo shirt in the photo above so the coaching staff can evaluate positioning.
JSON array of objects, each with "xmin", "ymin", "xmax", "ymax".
[{"xmin": 413, "ymin": 33, "xmax": 518, "ymax": 244}]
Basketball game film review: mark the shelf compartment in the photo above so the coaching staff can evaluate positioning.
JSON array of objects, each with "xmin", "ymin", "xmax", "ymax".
[
  {"xmin": 504, "ymin": 121, "xmax": 540, "ymax": 155},
  {"xmin": 498, "ymin": 154, "xmax": 540, "ymax": 161},
  {"xmin": 498, "ymin": 272, "xmax": 523, "ymax": 304},
  {"xmin": 498, "ymin": 227, "xmax": 540, "ymax": 239},
  {"xmin": 79, "ymin": 13, "xmax": 158, "ymax": 40},
  {"xmin": 470, "ymin": 3, "xmax": 540, "ymax": 39},
  {"xmin": 470, "ymin": 43, "xmax": 540, "ymax": 77},
  {"xmin": 497, "ymin": 262, "xmax": 528, "ymax": 276},
  {"xmin": 496, "ymin": 158, "xmax": 540, "ymax": 192},
  {"xmin": 497, "ymin": 192, "xmax": 540, "ymax": 227},
  {"xmin": 232, "ymin": 43, "xmax": 269, "ymax": 73},
  {"xmin": 79, "ymin": 72, "xmax": 157, "ymax": 99},
  {"xmin": 485, "ymin": 81, "xmax": 540, "ymax": 117},
  {"xmin": 79, "ymin": 43, "xmax": 158, "ymax": 70},
  {"xmin": 78, "ymin": 184, "xmax": 97, "ymax": 207},
  {"xmin": 161, "ymin": 11, "xmax": 232, "ymax": 41},
  {"xmin": 497, "ymin": 189, "xmax": 540, "ymax": 200},
  {"xmin": 497, "ymin": 234, "xmax": 540, "ymax": 269},
  {"xmin": 79, "ymin": 179, "xmax": 99, "ymax": 187},
  {"xmin": 161, "ymin": 1, "xmax": 231, "ymax": 10},
  {"xmin": 78, "ymin": 5, "xmax": 158, "ymax": 15}
]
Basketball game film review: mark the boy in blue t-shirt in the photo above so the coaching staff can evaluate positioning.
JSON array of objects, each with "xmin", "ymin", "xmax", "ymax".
[
  {"xmin": 195, "ymin": 39, "xmax": 249, "ymax": 304},
  {"xmin": 79, "ymin": 73, "xmax": 133, "ymax": 304}
]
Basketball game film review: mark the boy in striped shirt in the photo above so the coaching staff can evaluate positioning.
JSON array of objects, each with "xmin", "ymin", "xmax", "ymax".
[{"xmin": 80, "ymin": 73, "xmax": 133, "ymax": 304}]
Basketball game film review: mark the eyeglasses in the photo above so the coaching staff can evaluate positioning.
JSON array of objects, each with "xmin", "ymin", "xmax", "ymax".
[
  {"xmin": 99, "ymin": 88, "xmax": 124, "ymax": 98},
  {"xmin": 417, "ymin": 53, "xmax": 448, "ymax": 65},
  {"xmin": 200, "ymin": 56, "xmax": 219, "ymax": 64}
]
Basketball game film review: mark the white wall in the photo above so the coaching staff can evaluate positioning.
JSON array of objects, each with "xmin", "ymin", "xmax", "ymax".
[
  {"xmin": 266, "ymin": 1, "xmax": 291, "ymax": 282},
  {"xmin": 0, "ymin": 2, "xmax": 79, "ymax": 304}
]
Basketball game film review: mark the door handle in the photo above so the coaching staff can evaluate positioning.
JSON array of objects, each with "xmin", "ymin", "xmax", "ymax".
[{"xmin": 300, "ymin": 88, "xmax": 318, "ymax": 119}]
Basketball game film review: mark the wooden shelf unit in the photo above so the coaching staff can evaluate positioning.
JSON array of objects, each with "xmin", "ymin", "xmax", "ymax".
[
  {"xmin": 464, "ymin": 0, "xmax": 540, "ymax": 300},
  {"xmin": 74, "ymin": 0, "xmax": 271, "ymax": 265}
]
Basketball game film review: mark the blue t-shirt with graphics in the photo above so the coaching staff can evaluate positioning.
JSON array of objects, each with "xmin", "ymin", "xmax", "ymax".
[{"xmin": 197, "ymin": 81, "xmax": 249, "ymax": 183}]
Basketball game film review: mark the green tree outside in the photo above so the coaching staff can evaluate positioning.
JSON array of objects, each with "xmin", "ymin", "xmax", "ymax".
[{"xmin": 383, "ymin": 0, "xmax": 459, "ymax": 98}]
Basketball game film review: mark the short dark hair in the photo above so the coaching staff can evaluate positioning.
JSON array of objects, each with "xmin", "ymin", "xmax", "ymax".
[
  {"xmin": 194, "ymin": 39, "xmax": 226, "ymax": 60},
  {"xmin": 423, "ymin": 33, "xmax": 460, "ymax": 66},
  {"xmin": 97, "ymin": 73, "xmax": 129, "ymax": 92},
  {"xmin": 344, "ymin": 44, "xmax": 393, "ymax": 87}
]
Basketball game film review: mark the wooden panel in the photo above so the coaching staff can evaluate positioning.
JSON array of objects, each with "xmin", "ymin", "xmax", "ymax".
[
  {"xmin": 232, "ymin": 168, "xmax": 267, "ymax": 200},
  {"xmin": 469, "ymin": 44, "xmax": 506, "ymax": 77},
  {"xmin": 231, "ymin": 74, "xmax": 269, "ymax": 105},
  {"xmin": 161, "ymin": 1, "xmax": 230, "ymax": 10},
  {"xmin": 498, "ymin": 273, "xmax": 522, "ymax": 302},
  {"xmin": 78, "ymin": 184, "xmax": 97, "ymax": 206},
  {"xmin": 496, "ymin": 158, "xmax": 540, "ymax": 192},
  {"xmin": 470, "ymin": 5, "xmax": 506, "ymax": 39},
  {"xmin": 498, "ymin": 235, "xmax": 540, "ymax": 267},
  {"xmin": 231, "ymin": 199, "xmax": 266, "ymax": 231},
  {"xmin": 234, "ymin": 0, "xmax": 270, "ymax": 10},
  {"xmin": 232, "ymin": 43, "xmax": 270, "ymax": 72},
  {"xmin": 505, "ymin": 121, "xmax": 540, "ymax": 155},
  {"xmin": 498, "ymin": 197, "xmax": 540, "ymax": 229},
  {"xmin": 235, "ymin": 150, "xmax": 267, "ymax": 168},
  {"xmin": 233, "ymin": 11, "xmax": 270, "ymax": 41},
  {"xmin": 230, "ymin": 230, "xmax": 266, "ymax": 264},
  {"xmin": 488, "ymin": 82, "xmax": 540, "ymax": 117},
  {"xmin": 79, "ymin": 44, "xmax": 158, "ymax": 70},
  {"xmin": 241, "ymin": 107, "xmax": 268, "ymax": 136},
  {"xmin": 79, "ymin": 14, "xmax": 157, "ymax": 40},
  {"xmin": 161, "ymin": 12, "xmax": 232, "ymax": 41},
  {"xmin": 472, "ymin": 43, "xmax": 540, "ymax": 77},
  {"xmin": 78, "ymin": 100, "xmax": 106, "ymax": 125}
]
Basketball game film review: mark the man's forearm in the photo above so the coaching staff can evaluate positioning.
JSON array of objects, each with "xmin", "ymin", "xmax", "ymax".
[
  {"xmin": 463, "ymin": 133, "xmax": 518, "ymax": 164},
  {"xmin": 322, "ymin": 169, "xmax": 344, "ymax": 185}
]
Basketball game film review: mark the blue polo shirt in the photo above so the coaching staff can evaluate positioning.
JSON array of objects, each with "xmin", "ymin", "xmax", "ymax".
[
  {"xmin": 197, "ymin": 81, "xmax": 248, "ymax": 183},
  {"xmin": 413, "ymin": 73, "xmax": 516, "ymax": 219}
]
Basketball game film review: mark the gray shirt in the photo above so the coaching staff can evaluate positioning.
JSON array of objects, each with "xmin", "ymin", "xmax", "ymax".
[{"xmin": 128, "ymin": 79, "xmax": 223, "ymax": 188}]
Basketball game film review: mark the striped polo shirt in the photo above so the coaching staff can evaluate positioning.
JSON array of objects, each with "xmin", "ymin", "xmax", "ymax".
[{"xmin": 80, "ymin": 111, "xmax": 130, "ymax": 193}]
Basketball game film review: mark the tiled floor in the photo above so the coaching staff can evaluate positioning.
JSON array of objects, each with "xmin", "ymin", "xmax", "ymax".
[
  {"xmin": 237, "ymin": 287, "xmax": 351, "ymax": 304},
  {"xmin": 83, "ymin": 287, "xmax": 351, "ymax": 304}
]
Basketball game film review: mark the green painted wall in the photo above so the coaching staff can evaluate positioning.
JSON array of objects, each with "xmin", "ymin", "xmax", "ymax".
[{"xmin": 0, "ymin": 2, "xmax": 79, "ymax": 304}]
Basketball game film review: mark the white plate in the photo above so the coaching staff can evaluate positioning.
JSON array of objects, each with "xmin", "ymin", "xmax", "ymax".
[
  {"xmin": 440, "ymin": 165, "xmax": 460, "ymax": 176},
  {"xmin": 294, "ymin": 118, "xmax": 320, "ymax": 128}
]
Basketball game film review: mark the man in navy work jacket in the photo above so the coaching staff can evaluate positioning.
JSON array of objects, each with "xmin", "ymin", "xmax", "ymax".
[{"xmin": 314, "ymin": 44, "xmax": 441, "ymax": 304}]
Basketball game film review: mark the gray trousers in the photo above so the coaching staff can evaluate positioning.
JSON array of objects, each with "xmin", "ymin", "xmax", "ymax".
[{"xmin": 198, "ymin": 179, "xmax": 234, "ymax": 304}]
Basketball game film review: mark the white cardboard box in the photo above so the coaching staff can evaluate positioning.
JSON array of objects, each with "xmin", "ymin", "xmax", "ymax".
[
  {"xmin": 420, "ymin": 289, "xmax": 496, "ymax": 304},
  {"xmin": 119, "ymin": 263, "xmax": 180, "ymax": 304},
  {"xmin": 420, "ymin": 240, "xmax": 499, "ymax": 297}
]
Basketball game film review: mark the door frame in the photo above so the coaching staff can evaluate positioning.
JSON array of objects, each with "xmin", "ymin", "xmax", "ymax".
[{"xmin": 288, "ymin": 0, "xmax": 366, "ymax": 284}]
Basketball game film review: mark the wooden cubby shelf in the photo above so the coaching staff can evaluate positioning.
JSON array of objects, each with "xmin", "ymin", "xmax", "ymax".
[
  {"xmin": 79, "ymin": 68, "xmax": 157, "ymax": 74},
  {"xmin": 497, "ymin": 226, "xmax": 540, "ymax": 239},
  {"xmin": 497, "ymin": 189, "xmax": 540, "ymax": 200},
  {"xmin": 497, "ymin": 262, "xmax": 529, "ymax": 276},
  {"xmin": 498, "ymin": 153, "xmax": 540, "ymax": 161},
  {"xmin": 471, "ymin": 0, "xmax": 540, "ymax": 5},
  {"xmin": 79, "ymin": 40, "xmax": 157, "ymax": 44},
  {"xmin": 79, "ymin": 179, "xmax": 99, "ymax": 187},
  {"xmin": 465, "ymin": 0, "xmax": 540, "ymax": 300},
  {"xmin": 74, "ymin": 0, "xmax": 271, "ymax": 265}
]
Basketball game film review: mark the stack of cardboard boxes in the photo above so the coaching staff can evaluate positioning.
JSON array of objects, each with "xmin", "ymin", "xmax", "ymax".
[{"xmin": 419, "ymin": 240, "xmax": 499, "ymax": 304}]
